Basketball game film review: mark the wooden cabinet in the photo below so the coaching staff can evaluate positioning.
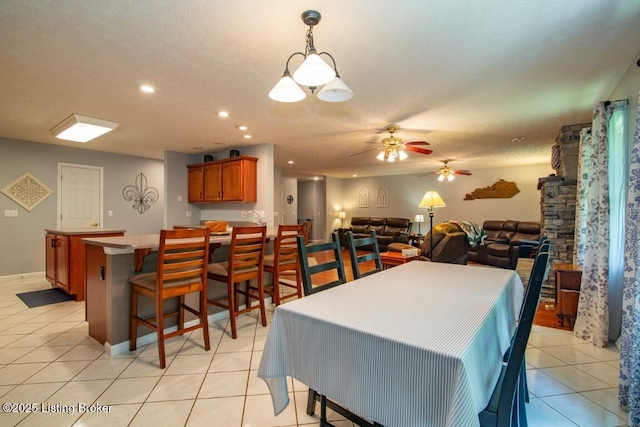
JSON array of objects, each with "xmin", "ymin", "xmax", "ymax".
[
  {"xmin": 187, "ymin": 156, "xmax": 257, "ymax": 203},
  {"xmin": 45, "ymin": 230, "xmax": 124, "ymax": 301},
  {"xmin": 555, "ymin": 263, "xmax": 582, "ymax": 328}
]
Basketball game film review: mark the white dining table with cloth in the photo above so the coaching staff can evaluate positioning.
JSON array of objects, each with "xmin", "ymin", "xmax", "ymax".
[{"xmin": 258, "ymin": 261, "xmax": 524, "ymax": 427}]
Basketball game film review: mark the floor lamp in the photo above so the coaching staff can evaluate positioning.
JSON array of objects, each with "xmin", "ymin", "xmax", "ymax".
[{"xmin": 418, "ymin": 191, "xmax": 446, "ymax": 258}]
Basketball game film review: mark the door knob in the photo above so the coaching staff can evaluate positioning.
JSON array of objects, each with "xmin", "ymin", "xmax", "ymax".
[{"xmin": 91, "ymin": 222, "xmax": 99, "ymax": 227}]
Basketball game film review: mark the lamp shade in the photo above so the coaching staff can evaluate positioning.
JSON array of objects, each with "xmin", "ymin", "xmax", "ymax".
[
  {"xmin": 414, "ymin": 214, "xmax": 424, "ymax": 223},
  {"xmin": 50, "ymin": 113, "xmax": 119, "ymax": 143},
  {"xmin": 317, "ymin": 77, "xmax": 354, "ymax": 102},
  {"xmin": 292, "ymin": 53, "xmax": 336, "ymax": 87},
  {"xmin": 418, "ymin": 191, "xmax": 446, "ymax": 209},
  {"xmin": 338, "ymin": 211, "xmax": 346, "ymax": 219},
  {"xmin": 269, "ymin": 75, "xmax": 307, "ymax": 102}
]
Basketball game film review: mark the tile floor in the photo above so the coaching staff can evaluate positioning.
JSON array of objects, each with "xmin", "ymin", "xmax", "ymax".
[{"xmin": 0, "ymin": 275, "xmax": 628, "ymax": 427}]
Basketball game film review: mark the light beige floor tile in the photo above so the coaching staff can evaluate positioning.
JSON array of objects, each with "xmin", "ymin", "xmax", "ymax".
[
  {"xmin": 253, "ymin": 335, "xmax": 267, "ymax": 351},
  {"xmin": 25, "ymin": 311, "xmax": 71, "ymax": 323},
  {"xmin": 56, "ymin": 311, "xmax": 86, "ymax": 323},
  {"xmin": 528, "ymin": 332, "xmax": 571, "ymax": 348},
  {"xmin": 0, "ymin": 334, "xmax": 25, "ymax": 348},
  {"xmin": 73, "ymin": 403, "xmax": 141, "ymax": 427},
  {"xmin": 56, "ymin": 343, "xmax": 105, "ymax": 362},
  {"xmin": 198, "ymin": 371, "xmax": 248, "ymax": 398},
  {"xmin": 0, "ymin": 323, "xmax": 16, "ymax": 334},
  {"xmin": 137, "ymin": 336, "xmax": 187, "ymax": 358},
  {"xmin": 25, "ymin": 360, "xmax": 91, "ymax": 383},
  {"xmin": 539, "ymin": 345, "xmax": 600, "ymax": 365},
  {"xmin": 98, "ymin": 377, "xmax": 161, "ymax": 404},
  {"xmin": 536, "ymin": 328, "xmax": 589, "ymax": 345},
  {"xmin": 526, "ymin": 369, "xmax": 574, "ymax": 397},
  {"xmin": 164, "ymin": 353, "xmax": 214, "ymax": 375},
  {"xmin": 97, "ymin": 345, "xmax": 147, "ymax": 360},
  {"xmin": 250, "ymin": 350, "xmax": 263, "ymax": 370},
  {"xmin": 14, "ymin": 345, "xmax": 74, "ymax": 363},
  {"xmin": 129, "ymin": 400, "xmax": 193, "ymax": 427},
  {"xmin": 524, "ymin": 398, "xmax": 579, "ymax": 427},
  {"xmin": 570, "ymin": 343, "xmax": 621, "ymax": 362},
  {"xmin": 247, "ymin": 369, "xmax": 270, "ymax": 395},
  {"xmin": 0, "ymin": 362, "xmax": 48, "ymax": 385},
  {"xmin": 574, "ymin": 362, "xmax": 620, "ymax": 387},
  {"xmin": 217, "ymin": 336, "xmax": 254, "ymax": 353},
  {"xmin": 581, "ymin": 387, "xmax": 629, "ymax": 420},
  {"xmin": 33, "ymin": 321, "xmax": 82, "ymax": 334},
  {"xmin": 525, "ymin": 348, "xmax": 568, "ymax": 368},
  {"xmin": 0, "ymin": 384, "xmax": 15, "ymax": 397},
  {"xmin": 45, "ymin": 332, "xmax": 90, "ymax": 346},
  {"xmin": 0, "ymin": 382, "xmax": 65, "ymax": 406},
  {"xmin": 176, "ymin": 336, "xmax": 215, "ymax": 355},
  {"xmin": 209, "ymin": 351, "xmax": 252, "ymax": 372},
  {"xmin": 46, "ymin": 379, "xmax": 113, "ymax": 405},
  {"xmin": 294, "ymin": 391, "xmax": 351, "ymax": 425},
  {"xmin": 72, "ymin": 358, "xmax": 133, "ymax": 380},
  {"xmin": 119, "ymin": 356, "xmax": 175, "ymax": 378},
  {"xmin": 1, "ymin": 322, "xmax": 48, "ymax": 335},
  {"xmin": 0, "ymin": 410, "xmax": 29, "ymax": 426},
  {"xmin": 0, "ymin": 313, "xmax": 41, "ymax": 325},
  {"xmin": 0, "ymin": 347, "xmax": 34, "ymax": 364},
  {"xmin": 542, "ymin": 393, "xmax": 626, "ymax": 426},
  {"xmin": 188, "ymin": 396, "xmax": 244, "ymax": 427},
  {"xmin": 146, "ymin": 373, "xmax": 205, "ymax": 402},
  {"xmin": 243, "ymin": 393, "xmax": 298, "ymax": 427},
  {"xmin": 606, "ymin": 359, "xmax": 620, "ymax": 369},
  {"xmin": 225, "ymin": 319, "xmax": 257, "ymax": 338},
  {"xmin": 540, "ymin": 366, "xmax": 611, "ymax": 392}
]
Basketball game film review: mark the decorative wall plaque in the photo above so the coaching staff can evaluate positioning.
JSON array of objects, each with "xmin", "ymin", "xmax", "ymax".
[
  {"xmin": 1, "ymin": 172, "xmax": 53, "ymax": 211},
  {"xmin": 376, "ymin": 186, "xmax": 389, "ymax": 207},
  {"xmin": 358, "ymin": 187, "xmax": 369, "ymax": 208},
  {"xmin": 123, "ymin": 173, "xmax": 159, "ymax": 214},
  {"xmin": 464, "ymin": 179, "xmax": 520, "ymax": 200}
]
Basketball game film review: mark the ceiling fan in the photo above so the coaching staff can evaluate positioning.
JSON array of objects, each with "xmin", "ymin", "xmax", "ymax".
[
  {"xmin": 350, "ymin": 125, "xmax": 432, "ymax": 162},
  {"xmin": 420, "ymin": 160, "xmax": 472, "ymax": 181}
]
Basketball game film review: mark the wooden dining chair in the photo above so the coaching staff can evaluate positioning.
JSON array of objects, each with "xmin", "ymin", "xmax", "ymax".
[
  {"xmin": 207, "ymin": 226, "xmax": 267, "ymax": 339},
  {"xmin": 479, "ymin": 242, "xmax": 550, "ymax": 427},
  {"xmin": 264, "ymin": 224, "xmax": 305, "ymax": 306},
  {"xmin": 296, "ymin": 232, "xmax": 347, "ymax": 296},
  {"xmin": 346, "ymin": 230, "xmax": 382, "ymax": 279},
  {"xmin": 129, "ymin": 228, "xmax": 211, "ymax": 369}
]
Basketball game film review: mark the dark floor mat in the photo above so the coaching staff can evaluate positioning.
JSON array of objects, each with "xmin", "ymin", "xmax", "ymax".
[{"xmin": 16, "ymin": 288, "xmax": 73, "ymax": 308}]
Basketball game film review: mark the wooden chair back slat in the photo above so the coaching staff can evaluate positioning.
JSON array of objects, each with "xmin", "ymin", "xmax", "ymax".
[
  {"xmin": 297, "ymin": 233, "xmax": 347, "ymax": 296},
  {"xmin": 347, "ymin": 230, "xmax": 382, "ymax": 279}
]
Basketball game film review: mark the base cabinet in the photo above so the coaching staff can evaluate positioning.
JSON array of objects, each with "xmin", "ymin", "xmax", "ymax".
[
  {"xmin": 45, "ymin": 230, "xmax": 124, "ymax": 301},
  {"xmin": 555, "ymin": 264, "xmax": 582, "ymax": 328},
  {"xmin": 188, "ymin": 156, "xmax": 257, "ymax": 203}
]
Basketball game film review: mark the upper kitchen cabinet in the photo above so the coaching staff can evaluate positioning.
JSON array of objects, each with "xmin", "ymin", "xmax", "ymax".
[{"xmin": 187, "ymin": 156, "xmax": 258, "ymax": 203}]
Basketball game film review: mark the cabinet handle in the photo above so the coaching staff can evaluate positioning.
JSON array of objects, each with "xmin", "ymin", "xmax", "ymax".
[
  {"xmin": 51, "ymin": 238, "xmax": 56, "ymax": 248},
  {"xmin": 91, "ymin": 222, "xmax": 99, "ymax": 227},
  {"xmin": 200, "ymin": 192, "xmax": 203, "ymax": 198},
  {"xmin": 99, "ymin": 266, "xmax": 105, "ymax": 281}
]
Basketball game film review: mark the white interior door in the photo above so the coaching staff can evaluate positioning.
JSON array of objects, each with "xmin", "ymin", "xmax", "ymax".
[{"xmin": 58, "ymin": 163, "xmax": 103, "ymax": 229}]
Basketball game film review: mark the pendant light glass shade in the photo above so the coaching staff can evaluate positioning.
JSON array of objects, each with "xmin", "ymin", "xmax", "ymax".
[
  {"xmin": 399, "ymin": 150, "xmax": 408, "ymax": 160},
  {"xmin": 292, "ymin": 53, "xmax": 336, "ymax": 87},
  {"xmin": 317, "ymin": 77, "xmax": 354, "ymax": 102},
  {"xmin": 269, "ymin": 75, "xmax": 307, "ymax": 102}
]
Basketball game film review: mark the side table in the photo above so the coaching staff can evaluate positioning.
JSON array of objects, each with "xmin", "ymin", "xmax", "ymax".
[
  {"xmin": 555, "ymin": 263, "xmax": 582, "ymax": 327},
  {"xmin": 407, "ymin": 234, "xmax": 424, "ymax": 248},
  {"xmin": 380, "ymin": 251, "xmax": 421, "ymax": 269}
]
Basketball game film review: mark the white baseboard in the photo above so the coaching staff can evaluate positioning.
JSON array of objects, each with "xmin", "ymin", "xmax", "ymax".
[{"xmin": 0, "ymin": 271, "xmax": 45, "ymax": 282}]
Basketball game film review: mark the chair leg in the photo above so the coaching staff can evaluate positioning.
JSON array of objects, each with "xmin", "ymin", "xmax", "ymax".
[
  {"xmin": 228, "ymin": 281, "xmax": 238, "ymax": 339},
  {"xmin": 129, "ymin": 288, "xmax": 138, "ymax": 351},
  {"xmin": 156, "ymin": 296, "xmax": 166, "ymax": 369},
  {"xmin": 522, "ymin": 359, "xmax": 530, "ymax": 403},
  {"xmin": 295, "ymin": 266, "xmax": 303, "ymax": 299},
  {"xmin": 201, "ymin": 289, "xmax": 211, "ymax": 351},
  {"xmin": 272, "ymin": 270, "xmax": 281, "ymax": 306},
  {"xmin": 258, "ymin": 275, "xmax": 267, "ymax": 327},
  {"xmin": 306, "ymin": 388, "xmax": 317, "ymax": 415},
  {"xmin": 178, "ymin": 295, "xmax": 185, "ymax": 333},
  {"xmin": 320, "ymin": 395, "xmax": 329, "ymax": 427}
]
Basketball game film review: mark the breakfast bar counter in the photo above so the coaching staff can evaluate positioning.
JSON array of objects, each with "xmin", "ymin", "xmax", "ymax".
[{"xmin": 83, "ymin": 228, "xmax": 277, "ymax": 355}]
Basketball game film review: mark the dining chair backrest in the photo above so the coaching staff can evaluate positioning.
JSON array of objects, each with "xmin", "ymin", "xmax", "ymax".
[
  {"xmin": 273, "ymin": 224, "xmax": 304, "ymax": 268},
  {"xmin": 158, "ymin": 228, "xmax": 211, "ymax": 287},
  {"xmin": 347, "ymin": 230, "xmax": 382, "ymax": 279},
  {"xmin": 227, "ymin": 226, "xmax": 267, "ymax": 281},
  {"xmin": 296, "ymin": 232, "xmax": 347, "ymax": 296},
  {"xmin": 479, "ymin": 244, "xmax": 550, "ymax": 426}
]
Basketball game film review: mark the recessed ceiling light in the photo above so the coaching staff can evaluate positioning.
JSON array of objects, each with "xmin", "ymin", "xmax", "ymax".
[
  {"xmin": 511, "ymin": 136, "xmax": 525, "ymax": 143},
  {"xmin": 243, "ymin": 135, "xmax": 251, "ymax": 139},
  {"xmin": 313, "ymin": 177, "xmax": 319, "ymax": 181},
  {"xmin": 218, "ymin": 111, "xmax": 229, "ymax": 118},
  {"xmin": 288, "ymin": 160, "xmax": 294, "ymax": 164},
  {"xmin": 191, "ymin": 147, "xmax": 202, "ymax": 150},
  {"xmin": 352, "ymin": 174, "xmax": 357, "ymax": 177},
  {"xmin": 139, "ymin": 84, "xmax": 155, "ymax": 93},
  {"xmin": 50, "ymin": 113, "xmax": 119, "ymax": 143},
  {"xmin": 236, "ymin": 125, "xmax": 248, "ymax": 131}
]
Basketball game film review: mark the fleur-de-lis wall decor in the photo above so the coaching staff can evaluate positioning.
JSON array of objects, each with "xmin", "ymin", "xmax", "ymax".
[{"xmin": 122, "ymin": 173, "xmax": 159, "ymax": 214}]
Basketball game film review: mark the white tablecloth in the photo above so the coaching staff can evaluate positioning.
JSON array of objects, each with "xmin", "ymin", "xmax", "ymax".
[{"xmin": 258, "ymin": 261, "xmax": 523, "ymax": 427}]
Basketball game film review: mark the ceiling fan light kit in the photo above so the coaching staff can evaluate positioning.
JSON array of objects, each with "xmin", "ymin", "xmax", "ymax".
[{"xmin": 269, "ymin": 10, "xmax": 353, "ymax": 103}]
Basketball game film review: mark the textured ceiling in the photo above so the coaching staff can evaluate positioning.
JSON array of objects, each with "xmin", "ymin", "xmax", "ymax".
[{"xmin": 1, "ymin": 1, "xmax": 639, "ymax": 179}]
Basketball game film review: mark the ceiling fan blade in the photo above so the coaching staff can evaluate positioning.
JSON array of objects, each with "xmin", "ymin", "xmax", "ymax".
[
  {"xmin": 416, "ymin": 171, "xmax": 438, "ymax": 177},
  {"xmin": 404, "ymin": 141, "xmax": 429, "ymax": 146},
  {"xmin": 405, "ymin": 146, "xmax": 433, "ymax": 155},
  {"xmin": 349, "ymin": 147, "xmax": 381, "ymax": 157},
  {"xmin": 454, "ymin": 170, "xmax": 472, "ymax": 175}
]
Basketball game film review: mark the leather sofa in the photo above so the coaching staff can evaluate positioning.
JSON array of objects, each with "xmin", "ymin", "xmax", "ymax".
[
  {"xmin": 343, "ymin": 217, "xmax": 411, "ymax": 251},
  {"xmin": 468, "ymin": 220, "xmax": 541, "ymax": 269},
  {"xmin": 389, "ymin": 222, "xmax": 471, "ymax": 264}
]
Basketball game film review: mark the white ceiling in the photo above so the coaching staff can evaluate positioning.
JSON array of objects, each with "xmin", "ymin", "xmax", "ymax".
[{"xmin": 1, "ymin": 1, "xmax": 639, "ymax": 179}]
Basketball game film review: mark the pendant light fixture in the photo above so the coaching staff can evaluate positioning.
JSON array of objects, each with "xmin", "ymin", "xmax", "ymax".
[{"xmin": 269, "ymin": 10, "xmax": 353, "ymax": 103}]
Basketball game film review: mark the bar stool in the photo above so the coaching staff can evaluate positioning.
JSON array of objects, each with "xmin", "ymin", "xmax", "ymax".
[
  {"xmin": 207, "ymin": 226, "xmax": 267, "ymax": 339},
  {"xmin": 129, "ymin": 228, "xmax": 211, "ymax": 369},
  {"xmin": 264, "ymin": 224, "xmax": 304, "ymax": 306}
]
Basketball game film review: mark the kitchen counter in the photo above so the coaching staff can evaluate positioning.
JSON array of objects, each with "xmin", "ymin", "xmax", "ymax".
[{"xmin": 45, "ymin": 228, "xmax": 126, "ymax": 236}]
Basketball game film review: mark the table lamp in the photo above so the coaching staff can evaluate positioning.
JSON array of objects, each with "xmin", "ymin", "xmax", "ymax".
[
  {"xmin": 418, "ymin": 191, "xmax": 446, "ymax": 257},
  {"xmin": 413, "ymin": 214, "xmax": 425, "ymax": 235},
  {"xmin": 338, "ymin": 211, "xmax": 346, "ymax": 228}
]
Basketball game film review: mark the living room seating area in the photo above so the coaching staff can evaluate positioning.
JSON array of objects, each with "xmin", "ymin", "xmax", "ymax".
[
  {"xmin": 468, "ymin": 220, "xmax": 541, "ymax": 269},
  {"xmin": 340, "ymin": 217, "xmax": 411, "ymax": 251}
]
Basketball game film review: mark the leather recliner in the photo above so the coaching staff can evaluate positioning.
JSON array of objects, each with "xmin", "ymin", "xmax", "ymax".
[
  {"xmin": 389, "ymin": 222, "xmax": 471, "ymax": 265},
  {"xmin": 468, "ymin": 220, "xmax": 541, "ymax": 269}
]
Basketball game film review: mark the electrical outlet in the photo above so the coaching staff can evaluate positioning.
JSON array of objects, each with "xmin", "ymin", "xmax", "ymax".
[
  {"xmin": 108, "ymin": 210, "xmax": 113, "ymax": 217},
  {"xmin": 257, "ymin": 210, "xmax": 265, "ymax": 217},
  {"xmin": 178, "ymin": 196, "xmax": 183, "ymax": 202},
  {"xmin": 186, "ymin": 211, "xmax": 192, "ymax": 217},
  {"xmin": 4, "ymin": 210, "xmax": 18, "ymax": 217}
]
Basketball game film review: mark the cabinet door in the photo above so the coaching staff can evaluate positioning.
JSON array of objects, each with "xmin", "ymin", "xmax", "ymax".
[
  {"xmin": 222, "ymin": 160, "xmax": 243, "ymax": 201},
  {"xmin": 204, "ymin": 163, "xmax": 223, "ymax": 202},
  {"xmin": 45, "ymin": 233, "xmax": 56, "ymax": 284},
  {"xmin": 188, "ymin": 166, "xmax": 204, "ymax": 203},
  {"xmin": 55, "ymin": 235, "xmax": 70, "ymax": 291}
]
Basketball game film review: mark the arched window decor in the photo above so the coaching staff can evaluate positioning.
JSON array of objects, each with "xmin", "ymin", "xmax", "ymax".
[
  {"xmin": 376, "ymin": 186, "xmax": 389, "ymax": 207},
  {"xmin": 358, "ymin": 187, "xmax": 369, "ymax": 208}
]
